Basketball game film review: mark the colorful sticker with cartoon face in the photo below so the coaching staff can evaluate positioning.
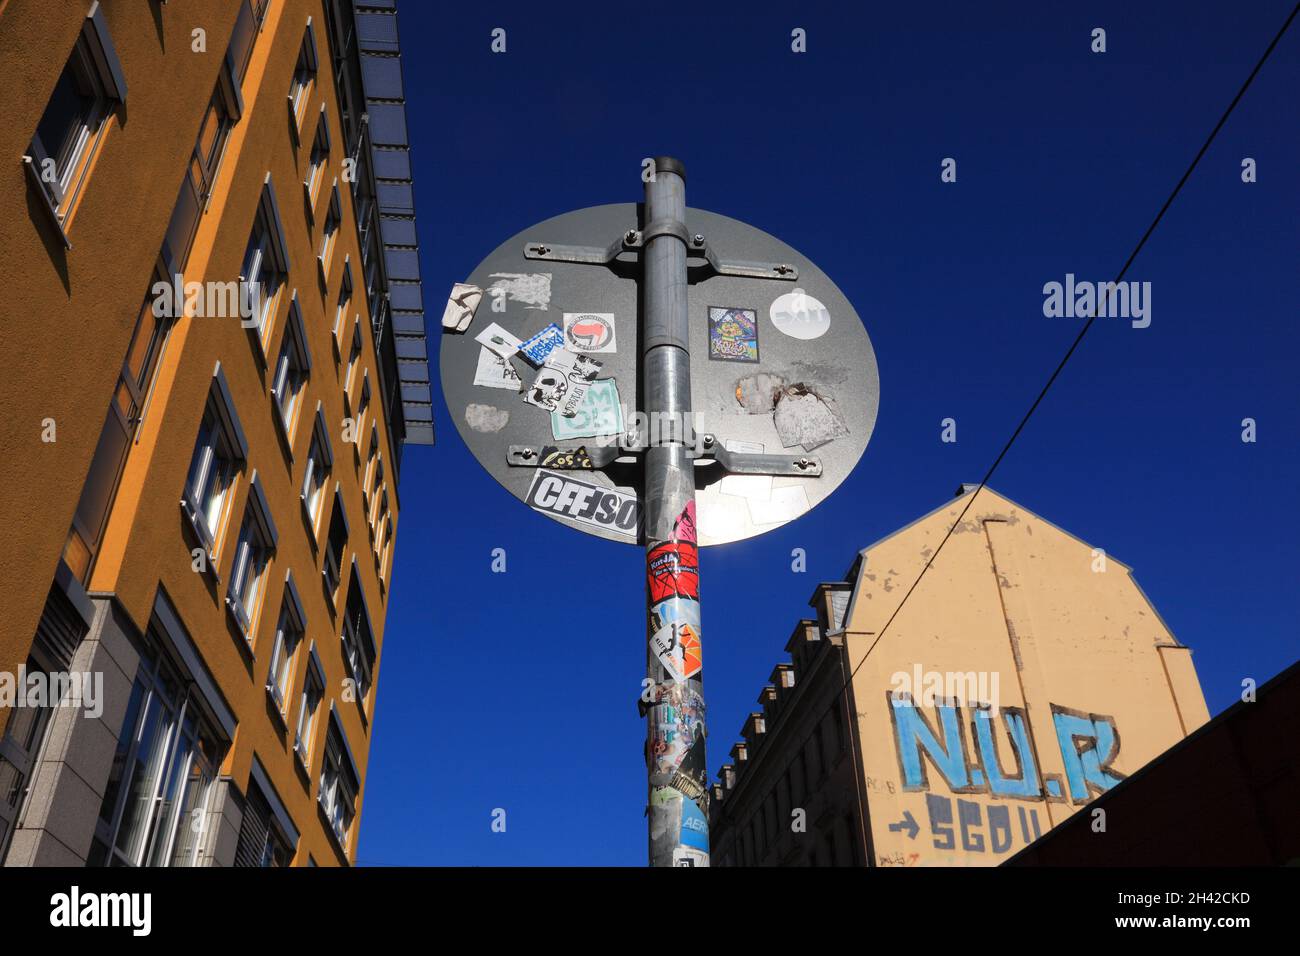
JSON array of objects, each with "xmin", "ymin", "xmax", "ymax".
[{"xmin": 707, "ymin": 307, "xmax": 759, "ymax": 362}]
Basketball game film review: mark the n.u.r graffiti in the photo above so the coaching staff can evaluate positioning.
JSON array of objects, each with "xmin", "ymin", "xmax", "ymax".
[{"xmin": 887, "ymin": 692, "xmax": 1126, "ymax": 805}]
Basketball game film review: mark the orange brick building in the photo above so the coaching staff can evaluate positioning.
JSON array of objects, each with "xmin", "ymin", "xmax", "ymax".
[{"xmin": 0, "ymin": 0, "xmax": 430, "ymax": 866}]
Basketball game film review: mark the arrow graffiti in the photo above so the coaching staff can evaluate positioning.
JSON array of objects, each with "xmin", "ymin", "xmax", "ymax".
[{"xmin": 889, "ymin": 810, "xmax": 919, "ymax": 840}]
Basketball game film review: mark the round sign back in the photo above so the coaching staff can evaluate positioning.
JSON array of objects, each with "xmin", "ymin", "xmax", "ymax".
[{"xmin": 439, "ymin": 202, "xmax": 880, "ymax": 546}]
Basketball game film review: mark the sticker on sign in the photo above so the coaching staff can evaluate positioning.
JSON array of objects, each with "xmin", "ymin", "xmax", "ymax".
[{"xmin": 525, "ymin": 469, "xmax": 639, "ymax": 537}]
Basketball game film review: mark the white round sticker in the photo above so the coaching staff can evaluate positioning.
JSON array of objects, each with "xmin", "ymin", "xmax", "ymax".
[{"xmin": 769, "ymin": 289, "xmax": 831, "ymax": 340}]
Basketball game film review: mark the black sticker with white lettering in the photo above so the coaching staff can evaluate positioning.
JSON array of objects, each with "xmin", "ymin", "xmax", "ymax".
[{"xmin": 524, "ymin": 469, "xmax": 639, "ymax": 537}]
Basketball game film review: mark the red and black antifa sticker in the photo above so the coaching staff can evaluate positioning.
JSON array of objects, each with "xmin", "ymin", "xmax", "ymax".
[{"xmin": 647, "ymin": 541, "xmax": 700, "ymax": 603}]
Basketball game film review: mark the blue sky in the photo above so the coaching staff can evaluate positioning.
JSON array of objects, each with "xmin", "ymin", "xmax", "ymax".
[{"xmin": 357, "ymin": 0, "xmax": 1300, "ymax": 866}]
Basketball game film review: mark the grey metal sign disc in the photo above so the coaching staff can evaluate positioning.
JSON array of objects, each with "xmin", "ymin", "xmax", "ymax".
[{"xmin": 439, "ymin": 203, "xmax": 880, "ymax": 546}]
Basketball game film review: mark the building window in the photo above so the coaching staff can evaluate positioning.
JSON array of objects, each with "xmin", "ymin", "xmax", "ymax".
[
  {"xmin": 271, "ymin": 295, "xmax": 311, "ymax": 441},
  {"xmin": 294, "ymin": 648, "xmax": 324, "ymax": 768},
  {"xmin": 319, "ymin": 714, "xmax": 359, "ymax": 851},
  {"xmin": 0, "ymin": 611, "xmax": 79, "ymax": 865},
  {"xmin": 181, "ymin": 365, "xmax": 248, "ymax": 560},
  {"xmin": 370, "ymin": 486, "xmax": 389, "ymax": 548},
  {"xmin": 288, "ymin": 18, "xmax": 318, "ymax": 132},
  {"xmin": 340, "ymin": 565, "xmax": 375, "ymax": 706},
  {"xmin": 305, "ymin": 108, "xmax": 330, "ymax": 210},
  {"xmin": 318, "ymin": 182, "xmax": 341, "ymax": 280},
  {"xmin": 344, "ymin": 322, "xmax": 363, "ymax": 403},
  {"xmin": 378, "ymin": 516, "xmax": 393, "ymax": 585},
  {"xmin": 364, "ymin": 449, "xmax": 382, "ymax": 516},
  {"xmin": 163, "ymin": 57, "xmax": 240, "ymax": 270},
  {"xmin": 226, "ymin": 472, "xmax": 277, "ymax": 640},
  {"xmin": 23, "ymin": 2, "xmax": 126, "ymax": 237},
  {"xmin": 227, "ymin": 0, "xmax": 271, "ymax": 87},
  {"xmin": 333, "ymin": 259, "xmax": 353, "ymax": 345},
  {"xmin": 89, "ymin": 631, "xmax": 224, "ymax": 868},
  {"xmin": 65, "ymin": 268, "xmax": 176, "ymax": 582},
  {"xmin": 322, "ymin": 489, "xmax": 348, "ymax": 601},
  {"xmin": 266, "ymin": 572, "xmax": 305, "ymax": 715},
  {"xmin": 301, "ymin": 405, "xmax": 333, "ymax": 537},
  {"xmin": 235, "ymin": 784, "xmax": 293, "ymax": 867},
  {"xmin": 240, "ymin": 175, "xmax": 290, "ymax": 353},
  {"xmin": 353, "ymin": 373, "xmax": 371, "ymax": 451}
]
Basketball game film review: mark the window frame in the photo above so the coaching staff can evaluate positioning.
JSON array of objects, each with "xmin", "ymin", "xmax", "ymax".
[
  {"xmin": 300, "ymin": 403, "xmax": 334, "ymax": 540},
  {"xmin": 89, "ymin": 632, "xmax": 224, "ymax": 869},
  {"xmin": 318, "ymin": 708, "xmax": 360, "ymax": 852},
  {"xmin": 304, "ymin": 105, "xmax": 331, "ymax": 213},
  {"xmin": 181, "ymin": 363, "xmax": 248, "ymax": 568},
  {"xmin": 317, "ymin": 180, "xmax": 341, "ymax": 282},
  {"xmin": 22, "ymin": 2, "xmax": 127, "ymax": 241},
  {"xmin": 240, "ymin": 174, "xmax": 291, "ymax": 359},
  {"xmin": 270, "ymin": 293, "xmax": 312, "ymax": 444},
  {"xmin": 265, "ymin": 570, "xmax": 306, "ymax": 716},
  {"xmin": 287, "ymin": 17, "xmax": 319, "ymax": 137},
  {"xmin": 294, "ymin": 645, "xmax": 325, "ymax": 771},
  {"xmin": 225, "ymin": 470, "xmax": 278, "ymax": 642}
]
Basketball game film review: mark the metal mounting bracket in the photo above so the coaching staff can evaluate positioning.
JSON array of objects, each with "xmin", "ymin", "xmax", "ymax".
[
  {"xmin": 523, "ymin": 229, "xmax": 799, "ymax": 282},
  {"xmin": 507, "ymin": 432, "xmax": 822, "ymax": 478}
]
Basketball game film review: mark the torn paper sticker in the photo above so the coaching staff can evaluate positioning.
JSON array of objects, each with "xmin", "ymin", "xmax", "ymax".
[
  {"xmin": 487, "ymin": 272, "xmax": 551, "ymax": 311},
  {"xmin": 563, "ymin": 312, "xmax": 617, "ymax": 353},
  {"xmin": 649, "ymin": 597, "xmax": 703, "ymax": 682},
  {"xmin": 473, "ymin": 346, "xmax": 523, "ymax": 391},
  {"xmin": 749, "ymin": 484, "xmax": 810, "ymax": 525},
  {"xmin": 441, "ymin": 282, "xmax": 483, "ymax": 333},
  {"xmin": 464, "ymin": 403, "xmax": 509, "ymax": 433},
  {"xmin": 552, "ymin": 377, "xmax": 623, "ymax": 440},
  {"xmin": 519, "ymin": 323, "xmax": 566, "ymax": 365},
  {"xmin": 772, "ymin": 384, "xmax": 849, "ymax": 450},
  {"xmin": 474, "ymin": 322, "xmax": 522, "ymax": 360},
  {"xmin": 524, "ymin": 350, "xmax": 601, "ymax": 415}
]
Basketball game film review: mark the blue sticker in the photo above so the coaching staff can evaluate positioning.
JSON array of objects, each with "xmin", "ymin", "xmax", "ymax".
[
  {"xmin": 680, "ymin": 797, "xmax": 709, "ymax": 851},
  {"xmin": 519, "ymin": 324, "xmax": 565, "ymax": 365}
]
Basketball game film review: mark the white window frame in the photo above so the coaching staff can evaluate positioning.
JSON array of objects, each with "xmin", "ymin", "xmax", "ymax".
[
  {"xmin": 322, "ymin": 485, "xmax": 348, "ymax": 601},
  {"xmin": 340, "ymin": 561, "xmax": 375, "ymax": 705},
  {"xmin": 287, "ymin": 17, "xmax": 318, "ymax": 134},
  {"xmin": 294, "ymin": 645, "xmax": 325, "ymax": 769},
  {"xmin": 23, "ymin": 2, "xmax": 126, "ymax": 240},
  {"xmin": 240, "ymin": 174, "xmax": 291, "ymax": 357},
  {"xmin": 318, "ymin": 709, "xmax": 360, "ymax": 851},
  {"xmin": 226, "ymin": 470, "xmax": 278, "ymax": 641},
  {"xmin": 333, "ymin": 257, "xmax": 353, "ymax": 347},
  {"xmin": 300, "ymin": 402, "xmax": 334, "ymax": 537},
  {"xmin": 317, "ymin": 180, "xmax": 341, "ymax": 282},
  {"xmin": 265, "ymin": 570, "xmax": 306, "ymax": 716},
  {"xmin": 181, "ymin": 363, "xmax": 248, "ymax": 565},
  {"xmin": 270, "ymin": 292, "xmax": 311, "ymax": 443},
  {"xmin": 304, "ymin": 105, "xmax": 330, "ymax": 212}
]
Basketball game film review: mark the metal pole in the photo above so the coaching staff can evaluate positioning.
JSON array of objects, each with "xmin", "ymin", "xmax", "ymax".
[{"xmin": 642, "ymin": 157, "xmax": 709, "ymax": 867}]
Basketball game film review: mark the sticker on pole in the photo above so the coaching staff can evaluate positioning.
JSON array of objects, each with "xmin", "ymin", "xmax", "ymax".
[
  {"xmin": 769, "ymin": 289, "xmax": 831, "ymax": 340},
  {"xmin": 707, "ymin": 307, "xmax": 759, "ymax": 362},
  {"xmin": 649, "ymin": 597, "xmax": 703, "ymax": 681},
  {"xmin": 563, "ymin": 312, "xmax": 617, "ymax": 353},
  {"xmin": 524, "ymin": 470, "xmax": 639, "ymax": 537}
]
